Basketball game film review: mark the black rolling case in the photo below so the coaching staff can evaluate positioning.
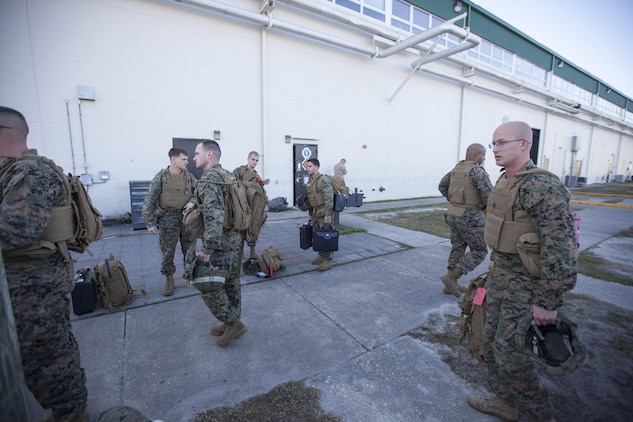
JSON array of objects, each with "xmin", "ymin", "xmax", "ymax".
[
  {"xmin": 300, "ymin": 222, "xmax": 313, "ymax": 250},
  {"xmin": 72, "ymin": 267, "xmax": 98, "ymax": 315},
  {"xmin": 312, "ymin": 226, "xmax": 339, "ymax": 252}
]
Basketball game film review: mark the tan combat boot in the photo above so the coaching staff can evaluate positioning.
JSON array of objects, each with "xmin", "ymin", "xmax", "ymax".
[
  {"xmin": 440, "ymin": 268, "xmax": 462, "ymax": 297},
  {"xmin": 316, "ymin": 259, "xmax": 332, "ymax": 271},
  {"xmin": 443, "ymin": 284, "xmax": 467, "ymax": 295},
  {"xmin": 312, "ymin": 256, "xmax": 325, "ymax": 265},
  {"xmin": 217, "ymin": 318, "xmax": 247, "ymax": 347},
  {"xmin": 210, "ymin": 324, "xmax": 226, "ymax": 337},
  {"xmin": 467, "ymin": 395, "xmax": 517, "ymax": 422},
  {"xmin": 163, "ymin": 275, "xmax": 175, "ymax": 297}
]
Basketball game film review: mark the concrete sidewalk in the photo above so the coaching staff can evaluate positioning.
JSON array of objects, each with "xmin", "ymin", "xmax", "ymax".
[{"xmin": 27, "ymin": 195, "xmax": 633, "ymax": 421}]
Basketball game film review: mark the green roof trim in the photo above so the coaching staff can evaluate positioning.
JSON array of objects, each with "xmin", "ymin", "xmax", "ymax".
[{"xmin": 407, "ymin": 0, "xmax": 630, "ymax": 111}]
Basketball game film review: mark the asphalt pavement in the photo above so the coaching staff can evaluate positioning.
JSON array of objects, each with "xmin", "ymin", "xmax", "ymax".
[{"xmin": 25, "ymin": 190, "xmax": 633, "ymax": 421}]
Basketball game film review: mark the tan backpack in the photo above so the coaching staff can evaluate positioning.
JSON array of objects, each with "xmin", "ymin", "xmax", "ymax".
[
  {"xmin": 459, "ymin": 272, "xmax": 490, "ymax": 361},
  {"xmin": 257, "ymin": 247, "xmax": 285, "ymax": 275},
  {"xmin": 0, "ymin": 153, "xmax": 103, "ymax": 259}
]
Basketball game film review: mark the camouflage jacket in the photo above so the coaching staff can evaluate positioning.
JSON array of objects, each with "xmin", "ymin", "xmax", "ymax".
[
  {"xmin": 0, "ymin": 150, "xmax": 72, "ymax": 287},
  {"xmin": 488, "ymin": 161, "xmax": 577, "ymax": 311},
  {"xmin": 142, "ymin": 167, "xmax": 196, "ymax": 229},
  {"xmin": 198, "ymin": 164, "xmax": 242, "ymax": 254}
]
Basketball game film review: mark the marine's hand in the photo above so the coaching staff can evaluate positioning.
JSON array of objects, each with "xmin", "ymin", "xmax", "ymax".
[
  {"xmin": 197, "ymin": 250, "xmax": 210, "ymax": 263},
  {"xmin": 324, "ymin": 215, "xmax": 332, "ymax": 225},
  {"xmin": 531, "ymin": 305, "xmax": 557, "ymax": 326},
  {"xmin": 148, "ymin": 226, "xmax": 158, "ymax": 235},
  {"xmin": 183, "ymin": 202, "xmax": 194, "ymax": 212}
]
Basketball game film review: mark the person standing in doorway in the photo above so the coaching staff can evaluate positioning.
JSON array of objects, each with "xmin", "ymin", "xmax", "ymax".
[
  {"xmin": 438, "ymin": 143, "xmax": 492, "ymax": 296},
  {"xmin": 305, "ymin": 158, "xmax": 335, "ymax": 271},
  {"xmin": 467, "ymin": 121, "xmax": 577, "ymax": 422},
  {"xmin": 143, "ymin": 147, "xmax": 197, "ymax": 296},
  {"xmin": 192, "ymin": 140, "xmax": 246, "ymax": 347},
  {"xmin": 0, "ymin": 106, "xmax": 88, "ymax": 421}
]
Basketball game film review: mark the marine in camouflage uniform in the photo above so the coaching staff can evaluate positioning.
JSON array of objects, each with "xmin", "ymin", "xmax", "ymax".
[
  {"xmin": 0, "ymin": 107, "xmax": 88, "ymax": 421},
  {"xmin": 233, "ymin": 151, "xmax": 269, "ymax": 261},
  {"xmin": 305, "ymin": 158, "xmax": 335, "ymax": 271},
  {"xmin": 438, "ymin": 143, "xmax": 492, "ymax": 296},
  {"xmin": 467, "ymin": 121, "xmax": 577, "ymax": 422},
  {"xmin": 142, "ymin": 147, "xmax": 197, "ymax": 296},
  {"xmin": 190, "ymin": 140, "xmax": 246, "ymax": 347}
]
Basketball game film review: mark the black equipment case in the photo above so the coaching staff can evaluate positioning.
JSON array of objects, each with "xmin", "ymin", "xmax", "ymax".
[
  {"xmin": 72, "ymin": 267, "xmax": 98, "ymax": 315},
  {"xmin": 312, "ymin": 226, "xmax": 339, "ymax": 252},
  {"xmin": 300, "ymin": 222, "xmax": 313, "ymax": 250}
]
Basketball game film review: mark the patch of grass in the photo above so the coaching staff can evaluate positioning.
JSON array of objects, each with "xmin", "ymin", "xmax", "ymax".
[
  {"xmin": 572, "ymin": 182, "xmax": 633, "ymax": 196},
  {"xmin": 611, "ymin": 336, "xmax": 633, "ymax": 353},
  {"xmin": 361, "ymin": 205, "xmax": 450, "ymax": 239},
  {"xmin": 615, "ymin": 227, "xmax": 633, "ymax": 238},
  {"xmin": 338, "ymin": 224, "xmax": 366, "ymax": 235},
  {"xmin": 577, "ymin": 250, "xmax": 633, "ymax": 287}
]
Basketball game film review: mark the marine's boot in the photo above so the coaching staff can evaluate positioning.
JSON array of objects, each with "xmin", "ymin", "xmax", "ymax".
[
  {"xmin": 443, "ymin": 284, "xmax": 467, "ymax": 295},
  {"xmin": 163, "ymin": 275, "xmax": 175, "ymax": 297},
  {"xmin": 311, "ymin": 256, "xmax": 325, "ymax": 265},
  {"xmin": 530, "ymin": 418, "xmax": 556, "ymax": 422},
  {"xmin": 210, "ymin": 324, "xmax": 227, "ymax": 337},
  {"xmin": 467, "ymin": 395, "xmax": 517, "ymax": 422},
  {"xmin": 217, "ymin": 318, "xmax": 247, "ymax": 347},
  {"xmin": 440, "ymin": 268, "xmax": 463, "ymax": 297},
  {"xmin": 316, "ymin": 259, "xmax": 332, "ymax": 271}
]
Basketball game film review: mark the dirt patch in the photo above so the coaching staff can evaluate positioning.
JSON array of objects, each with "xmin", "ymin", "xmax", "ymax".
[
  {"xmin": 408, "ymin": 293, "xmax": 633, "ymax": 421},
  {"xmin": 194, "ymin": 380, "xmax": 341, "ymax": 422}
]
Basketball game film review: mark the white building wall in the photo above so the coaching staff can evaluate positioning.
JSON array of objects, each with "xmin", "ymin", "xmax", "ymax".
[{"xmin": 1, "ymin": 0, "xmax": 632, "ymax": 218}]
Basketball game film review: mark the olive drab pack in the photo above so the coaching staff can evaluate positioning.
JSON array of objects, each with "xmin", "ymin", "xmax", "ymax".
[
  {"xmin": 459, "ymin": 272, "xmax": 490, "ymax": 361},
  {"xmin": 185, "ymin": 170, "xmax": 252, "ymax": 237},
  {"xmin": 257, "ymin": 246, "xmax": 285, "ymax": 275},
  {"xmin": 316, "ymin": 174, "xmax": 350, "ymax": 212},
  {"xmin": 0, "ymin": 153, "xmax": 103, "ymax": 259},
  {"xmin": 93, "ymin": 254, "xmax": 134, "ymax": 309}
]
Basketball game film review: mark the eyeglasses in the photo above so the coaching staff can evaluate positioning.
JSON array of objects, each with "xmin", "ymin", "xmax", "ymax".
[
  {"xmin": 0, "ymin": 125, "xmax": 12, "ymax": 129},
  {"xmin": 488, "ymin": 138, "xmax": 524, "ymax": 149}
]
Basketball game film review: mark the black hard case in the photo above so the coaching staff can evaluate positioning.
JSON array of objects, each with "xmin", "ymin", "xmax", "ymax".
[
  {"xmin": 300, "ymin": 223, "xmax": 313, "ymax": 250},
  {"xmin": 312, "ymin": 227, "xmax": 339, "ymax": 252},
  {"xmin": 347, "ymin": 193, "xmax": 364, "ymax": 207},
  {"xmin": 72, "ymin": 267, "xmax": 98, "ymax": 315}
]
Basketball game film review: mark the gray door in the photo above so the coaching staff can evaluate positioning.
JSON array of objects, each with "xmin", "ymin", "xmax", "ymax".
[
  {"xmin": 173, "ymin": 138, "xmax": 208, "ymax": 180},
  {"xmin": 293, "ymin": 144, "xmax": 318, "ymax": 205}
]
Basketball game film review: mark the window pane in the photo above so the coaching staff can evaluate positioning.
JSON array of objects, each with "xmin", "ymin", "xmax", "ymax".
[
  {"xmin": 391, "ymin": 18, "xmax": 410, "ymax": 31},
  {"xmin": 335, "ymin": 0, "xmax": 360, "ymax": 12},
  {"xmin": 392, "ymin": 0, "xmax": 410, "ymax": 20},
  {"xmin": 363, "ymin": 8, "xmax": 385, "ymax": 21},
  {"xmin": 365, "ymin": 0, "xmax": 385, "ymax": 9},
  {"xmin": 413, "ymin": 9, "xmax": 429, "ymax": 29}
]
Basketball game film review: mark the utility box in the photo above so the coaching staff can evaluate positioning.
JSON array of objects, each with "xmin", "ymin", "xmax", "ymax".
[
  {"xmin": 571, "ymin": 136, "xmax": 580, "ymax": 152},
  {"xmin": 129, "ymin": 181, "xmax": 151, "ymax": 230}
]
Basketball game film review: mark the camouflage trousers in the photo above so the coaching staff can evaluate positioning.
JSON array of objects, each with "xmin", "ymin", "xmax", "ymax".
[
  {"xmin": 482, "ymin": 294, "xmax": 553, "ymax": 420},
  {"xmin": 196, "ymin": 233, "xmax": 243, "ymax": 324},
  {"xmin": 9, "ymin": 279, "xmax": 88, "ymax": 421},
  {"xmin": 444, "ymin": 211, "xmax": 487, "ymax": 274},
  {"xmin": 158, "ymin": 225, "xmax": 195, "ymax": 277}
]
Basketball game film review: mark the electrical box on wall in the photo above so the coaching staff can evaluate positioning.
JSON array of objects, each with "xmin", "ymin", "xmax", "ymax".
[
  {"xmin": 571, "ymin": 136, "xmax": 580, "ymax": 152},
  {"xmin": 77, "ymin": 85, "xmax": 96, "ymax": 101}
]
